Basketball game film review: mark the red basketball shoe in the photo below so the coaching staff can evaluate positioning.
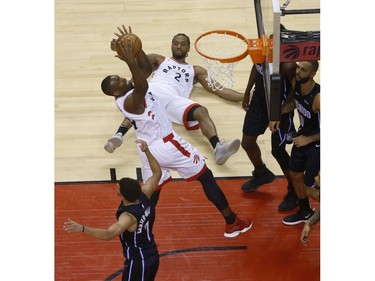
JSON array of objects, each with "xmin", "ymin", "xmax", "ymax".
[{"xmin": 224, "ymin": 216, "xmax": 253, "ymax": 238}]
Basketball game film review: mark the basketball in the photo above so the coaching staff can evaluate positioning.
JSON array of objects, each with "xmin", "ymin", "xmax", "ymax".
[{"xmin": 116, "ymin": 33, "xmax": 142, "ymax": 57}]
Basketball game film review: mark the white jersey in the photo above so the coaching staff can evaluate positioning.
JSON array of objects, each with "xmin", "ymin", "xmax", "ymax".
[
  {"xmin": 114, "ymin": 84, "xmax": 207, "ymax": 186},
  {"xmin": 115, "ymin": 86, "xmax": 173, "ymax": 145},
  {"xmin": 150, "ymin": 57, "xmax": 195, "ymax": 99},
  {"xmin": 148, "ymin": 81, "xmax": 199, "ymax": 130}
]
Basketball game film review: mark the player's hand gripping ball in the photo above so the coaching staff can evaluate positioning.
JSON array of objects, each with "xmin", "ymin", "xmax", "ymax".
[{"xmin": 116, "ymin": 33, "xmax": 142, "ymax": 57}]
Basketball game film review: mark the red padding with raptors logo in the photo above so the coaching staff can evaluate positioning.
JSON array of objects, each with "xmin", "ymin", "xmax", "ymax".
[{"xmin": 280, "ymin": 41, "xmax": 320, "ymax": 62}]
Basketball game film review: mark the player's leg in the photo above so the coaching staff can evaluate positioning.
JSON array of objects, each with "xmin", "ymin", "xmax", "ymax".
[
  {"xmin": 143, "ymin": 254, "xmax": 160, "ymax": 281},
  {"xmin": 196, "ymin": 167, "xmax": 253, "ymax": 238},
  {"xmin": 122, "ymin": 254, "xmax": 159, "ymax": 281},
  {"xmin": 160, "ymin": 132, "xmax": 252, "ymax": 237},
  {"xmin": 122, "ymin": 259, "xmax": 141, "ymax": 281},
  {"xmin": 189, "ymin": 106, "xmax": 240, "ymax": 165},
  {"xmin": 271, "ymin": 131, "xmax": 298, "ymax": 211},
  {"xmin": 282, "ymin": 170, "xmax": 314, "ymax": 225},
  {"xmin": 241, "ymin": 107, "xmax": 275, "ymax": 192},
  {"xmin": 282, "ymin": 145, "xmax": 319, "ymax": 225},
  {"xmin": 138, "ymin": 146, "xmax": 173, "ymax": 188}
]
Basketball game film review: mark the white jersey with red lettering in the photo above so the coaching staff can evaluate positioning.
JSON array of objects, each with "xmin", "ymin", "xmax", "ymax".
[
  {"xmin": 150, "ymin": 57, "xmax": 195, "ymax": 99},
  {"xmin": 114, "ymin": 84, "xmax": 207, "ymax": 186}
]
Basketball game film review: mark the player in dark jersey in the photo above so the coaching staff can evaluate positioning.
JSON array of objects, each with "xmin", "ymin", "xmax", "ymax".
[
  {"xmin": 64, "ymin": 139, "xmax": 162, "ymax": 281},
  {"xmin": 241, "ymin": 63, "xmax": 276, "ymax": 191},
  {"xmin": 241, "ymin": 24, "xmax": 300, "ymax": 212},
  {"xmin": 241, "ymin": 60, "xmax": 299, "ymax": 209},
  {"xmin": 281, "ymin": 60, "xmax": 320, "ymax": 225},
  {"xmin": 268, "ymin": 61, "xmax": 300, "ymax": 211}
]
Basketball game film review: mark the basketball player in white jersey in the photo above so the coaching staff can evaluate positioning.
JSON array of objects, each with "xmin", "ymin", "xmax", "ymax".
[
  {"xmin": 101, "ymin": 32, "xmax": 252, "ymax": 238},
  {"xmin": 104, "ymin": 26, "xmax": 242, "ymax": 165}
]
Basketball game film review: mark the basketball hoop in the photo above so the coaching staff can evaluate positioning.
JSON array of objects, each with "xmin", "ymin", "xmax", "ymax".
[{"xmin": 194, "ymin": 30, "xmax": 271, "ymax": 91}]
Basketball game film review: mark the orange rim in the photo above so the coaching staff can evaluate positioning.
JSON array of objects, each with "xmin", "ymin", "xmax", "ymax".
[{"xmin": 194, "ymin": 30, "xmax": 251, "ymax": 63}]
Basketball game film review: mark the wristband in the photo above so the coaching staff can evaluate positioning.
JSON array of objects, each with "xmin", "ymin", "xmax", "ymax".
[{"xmin": 82, "ymin": 225, "xmax": 85, "ymax": 232}]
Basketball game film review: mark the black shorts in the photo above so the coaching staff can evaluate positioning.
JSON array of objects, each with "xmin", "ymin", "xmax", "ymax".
[
  {"xmin": 272, "ymin": 112, "xmax": 296, "ymax": 146},
  {"xmin": 123, "ymin": 253, "xmax": 160, "ymax": 281},
  {"xmin": 289, "ymin": 142, "xmax": 320, "ymax": 187},
  {"xmin": 242, "ymin": 100, "xmax": 268, "ymax": 137}
]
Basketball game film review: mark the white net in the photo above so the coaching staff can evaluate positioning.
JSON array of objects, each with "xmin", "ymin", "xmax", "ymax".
[
  {"xmin": 195, "ymin": 31, "xmax": 249, "ymax": 91},
  {"xmin": 200, "ymin": 58, "xmax": 238, "ymax": 91}
]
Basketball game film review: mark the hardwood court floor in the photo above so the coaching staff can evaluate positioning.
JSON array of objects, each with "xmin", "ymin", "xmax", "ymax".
[
  {"xmin": 55, "ymin": 177, "xmax": 320, "ymax": 281},
  {"xmin": 55, "ymin": 0, "xmax": 320, "ymax": 182}
]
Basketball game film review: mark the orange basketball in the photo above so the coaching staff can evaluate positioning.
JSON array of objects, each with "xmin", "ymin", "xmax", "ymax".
[{"xmin": 116, "ymin": 33, "xmax": 142, "ymax": 57}]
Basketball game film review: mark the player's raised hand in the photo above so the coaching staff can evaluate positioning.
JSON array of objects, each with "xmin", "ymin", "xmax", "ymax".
[
  {"xmin": 111, "ymin": 25, "xmax": 133, "ymax": 51},
  {"xmin": 115, "ymin": 25, "xmax": 132, "ymax": 38},
  {"xmin": 135, "ymin": 139, "xmax": 149, "ymax": 152},
  {"xmin": 116, "ymin": 37, "xmax": 136, "ymax": 63}
]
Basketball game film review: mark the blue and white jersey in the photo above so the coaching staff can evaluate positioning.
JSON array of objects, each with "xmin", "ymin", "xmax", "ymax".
[
  {"xmin": 116, "ymin": 193, "xmax": 158, "ymax": 261},
  {"xmin": 294, "ymin": 82, "xmax": 320, "ymax": 140}
]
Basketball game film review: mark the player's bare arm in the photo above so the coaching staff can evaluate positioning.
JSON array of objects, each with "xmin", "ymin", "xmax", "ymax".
[
  {"xmin": 242, "ymin": 64, "xmax": 257, "ymax": 111},
  {"xmin": 312, "ymin": 92, "xmax": 320, "ymax": 113},
  {"xmin": 147, "ymin": 53, "xmax": 165, "ymax": 71},
  {"xmin": 194, "ymin": 65, "xmax": 243, "ymax": 102},
  {"xmin": 292, "ymin": 132, "xmax": 320, "ymax": 147},
  {"xmin": 300, "ymin": 208, "xmax": 320, "ymax": 246},
  {"xmin": 307, "ymin": 208, "xmax": 320, "ymax": 226},
  {"xmin": 303, "ymin": 187, "xmax": 320, "ymax": 202},
  {"xmin": 268, "ymin": 121, "xmax": 280, "ymax": 133},
  {"xmin": 64, "ymin": 213, "xmax": 135, "ymax": 240},
  {"xmin": 117, "ymin": 37, "xmax": 148, "ymax": 114},
  {"xmin": 136, "ymin": 140, "xmax": 162, "ymax": 199},
  {"xmin": 136, "ymin": 50, "xmax": 153, "ymax": 78},
  {"xmin": 281, "ymin": 74, "xmax": 298, "ymax": 114},
  {"xmin": 280, "ymin": 62, "xmax": 297, "ymax": 83}
]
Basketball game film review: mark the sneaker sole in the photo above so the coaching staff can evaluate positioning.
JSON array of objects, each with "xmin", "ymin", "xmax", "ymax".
[
  {"xmin": 224, "ymin": 221, "xmax": 253, "ymax": 238},
  {"xmin": 281, "ymin": 219, "xmax": 307, "ymax": 226},
  {"xmin": 104, "ymin": 143, "xmax": 115, "ymax": 153},
  {"xmin": 108, "ymin": 135, "xmax": 123, "ymax": 147},
  {"xmin": 215, "ymin": 139, "xmax": 241, "ymax": 165},
  {"xmin": 282, "ymin": 209, "xmax": 315, "ymax": 225}
]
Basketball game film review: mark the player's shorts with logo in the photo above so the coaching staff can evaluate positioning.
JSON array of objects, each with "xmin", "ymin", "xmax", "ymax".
[{"xmin": 138, "ymin": 130, "xmax": 207, "ymax": 186}]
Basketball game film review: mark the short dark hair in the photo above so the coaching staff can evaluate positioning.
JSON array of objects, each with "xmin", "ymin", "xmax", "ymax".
[
  {"xmin": 101, "ymin": 75, "xmax": 114, "ymax": 96},
  {"xmin": 172, "ymin": 33, "xmax": 190, "ymax": 46},
  {"xmin": 119, "ymin": 177, "xmax": 142, "ymax": 202},
  {"xmin": 307, "ymin": 60, "xmax": 319, "ymax": 72}
]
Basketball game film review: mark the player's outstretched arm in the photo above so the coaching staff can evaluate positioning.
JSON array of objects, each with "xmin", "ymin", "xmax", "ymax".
[
  {"xmin": 136, "ymin": 50, "xmax": 153, "ymax": 78},
  {"xmin": 64, "ymin": 214, "xmax": 133, "ymax": 241},
  {"xmin": 116, "ymin": 37, "xmax": 149, "ymax": 113},
  {"xmin": 194, "ymin": 65, "xmax": 243, "ymax": 102},
  {"xmin": 136, "ymin": 139, "xmax": 162, "ymax": 199},
  {"xmin": 146, "ymin": 54, "xmax": 165, "ymax": 71}
]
